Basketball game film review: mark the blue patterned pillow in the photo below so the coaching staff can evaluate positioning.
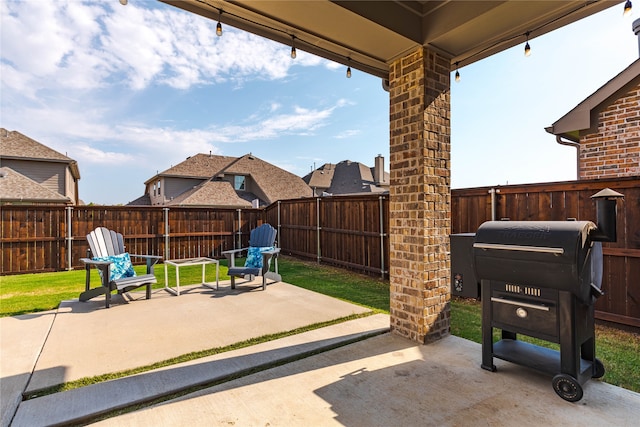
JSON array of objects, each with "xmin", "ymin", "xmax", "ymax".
[
  {"xmin": 94, "ymin": 252, "xmax": 136, "ymax": 281},
  {"xmin": 244, "ymin": 246, "xmax": 274, "ymax": 269}
]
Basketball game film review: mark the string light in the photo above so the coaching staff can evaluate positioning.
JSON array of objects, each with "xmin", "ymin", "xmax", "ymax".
[
  {"xmin": 290, "ymin": 35, "xmax": 297, "ymax": 59},
  {"xmin": 346, "ymin": 59, "xmax": 352, "ymax": 78},
  {"xmin": 524, "ymin": 31, "xmax": 531, "ymax": 57},
  {"xmin": 454, "ymin": 62, "xmax": 460, "ymax": 82},
  {"xmin": 624, "ymin": 0, "xmax": 632, "ymax": 17},
  {"xmin": 216, "ymin": 9, "xmax": 223, "ymax": 36}
]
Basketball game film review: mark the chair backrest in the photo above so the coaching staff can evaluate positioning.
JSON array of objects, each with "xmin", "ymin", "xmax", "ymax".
[
  {"xmin": 248, "ymin": 224, "xmax": 277, "ymax": 248},
  {"xmin": 87, "ymin": 227, "xmax": 126, "ymax": 258}
]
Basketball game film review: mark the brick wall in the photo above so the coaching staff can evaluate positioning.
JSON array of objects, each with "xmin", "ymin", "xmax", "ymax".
[
  {"xmin": 580, "ymin": 84, "xmax": 640, "ymax": 179},
  {"xmin": 388, "ymin": 47, "xmax": 451, "ymax": 344}
]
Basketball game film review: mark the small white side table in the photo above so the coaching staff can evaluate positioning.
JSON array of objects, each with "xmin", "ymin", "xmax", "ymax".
[{"xmin": 163, "ymin": 257, "xmax": 219, "ymax": 296}]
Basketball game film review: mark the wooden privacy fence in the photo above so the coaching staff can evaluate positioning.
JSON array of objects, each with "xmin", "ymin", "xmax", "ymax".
[
  {"xmin": 0, "ymin": 206, "xmax": 265, "ymax": 275},
  {"xmin": 0, "ymin": 195, "xmax": 390, "ymax": 277},
  {"xmin": 265, "ymin": 195, "xmax": 389, "ymax": 277},
  {"xmin": 1, "ymin": 177, "xmax": 637, "ymax": 326}
]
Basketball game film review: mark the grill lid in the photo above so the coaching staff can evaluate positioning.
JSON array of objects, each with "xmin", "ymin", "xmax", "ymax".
[{"xmin": 473, "ymin": 221, "xmax": 601, "ymax": 302}]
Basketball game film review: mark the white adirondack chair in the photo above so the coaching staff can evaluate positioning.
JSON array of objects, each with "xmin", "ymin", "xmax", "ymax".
[{"xmin": 80, "ymin": 227, "xmax": 161, "ymax": 308}]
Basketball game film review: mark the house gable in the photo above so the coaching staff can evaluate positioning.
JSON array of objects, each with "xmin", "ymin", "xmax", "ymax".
[
  {"xmin": 0, "ymin": 167, "xmax": 70, "ymax": 205},
  {"xmin": 134, "ymin": 153, "xmax": 311, "ymax": 207},
  {"xmin": 0, "ymin": 129, "xmax": 80, "ymax": 204},
  {"xmin": 546, "ymin": 59, "xmax": 640, "ymax": 180}
]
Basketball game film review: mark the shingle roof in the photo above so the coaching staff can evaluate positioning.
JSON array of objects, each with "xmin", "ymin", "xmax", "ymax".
[
  {"xmin": 127, "ymin": 194, "xmax": 152, "ymax": 206},
  {"xmin": 148, "ymin": 154, "xmax": 237, "ymax": 183},
  {"xmin": 303, "ymin": 160, "xmax": 389, "ymax": 195},
  {"xmin": 0, "ymin": 128, "xmax": 81, "ymax": 179},
  {"xmin": 168, "ymin": 180, "xmax": 253, "ymax": 208},
  {"xmin": 142, "ymin": 153, "xmax": 311, "ymax": 207},
  {"xmin": 0, "ymin": 167, "xmax": 69, "ymax": 203},
  {"xmin": 303, "ymin": 163, "xmax": 336, "ymax": 189},
  {"xmin": 224, "ymin": 154, "xmax": 312, "ymax": 202}
]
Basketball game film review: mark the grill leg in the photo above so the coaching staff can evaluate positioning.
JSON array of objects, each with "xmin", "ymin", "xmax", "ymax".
[
  {"xmin": 481, "ymin": 280, "xmax": 497, "ymax": 372},
  {"xmin": 559, "ymin": 291, "xmax": 579, "ymax": 377}
]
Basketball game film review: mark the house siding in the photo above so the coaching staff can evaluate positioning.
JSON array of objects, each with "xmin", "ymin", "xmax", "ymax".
[
  {"xmin": 162, "ymin": 177, "xmax": 203, "ymax": 204},
  {"xmin": 580, "ymin": 84, "xmax": 640, "ymax": 179}
]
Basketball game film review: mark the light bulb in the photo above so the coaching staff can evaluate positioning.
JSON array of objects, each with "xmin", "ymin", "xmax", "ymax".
[
  {"xmin": 119, "ymin": 0, "xmax": 127, "ymax": 5},
  {"xmin": 291, "ymin": 46, "xmax": 297, "ymax": 59},
  {"xmin": 455, "ymin": 70, "xmax": 460, "ymax": 82},
  {"xmin": 524, "ymin": 41, "xmax": 531, "ymax": 56},
  {"xmin": 216, "ymin": 21, "xmax": 222, "ymax": 37},
  {"xmin": 624, "ymin": 0, "xmax": 632, "ymax": 17},
  {"xmin": 346, "ymin": 66, "xmax": 352, "ymax": 78}
]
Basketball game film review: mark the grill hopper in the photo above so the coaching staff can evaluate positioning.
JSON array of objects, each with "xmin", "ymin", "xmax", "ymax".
[{"xmin": 473, "ymin": 220, "xmax": 603, "ymax": 305}]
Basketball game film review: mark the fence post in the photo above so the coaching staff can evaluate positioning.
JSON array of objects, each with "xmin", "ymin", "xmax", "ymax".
[
  {"xmin": 163, "ymin": 208, "xmax": 170, "ymax": 260},
  {"xmin": 237, "ymin": 209, "xmax": 242, "ymax": 249},
  {"xmin": 489, "ymin": 188, "xmax": 500, "ymax": 221},
  {"xmin": 379, "ymin": 195, "xmax": 385, "ymax": 279},
  {"xmin": 277, "ymin": 201, "xmax": 281, "ymax": 248},
  {"xmin": 66, "ymin": 206, "xmax": 73, "ymax": 270},
  {"xmin": 316, "ymin": 197, "xmax": 321, "ymax": 263}
]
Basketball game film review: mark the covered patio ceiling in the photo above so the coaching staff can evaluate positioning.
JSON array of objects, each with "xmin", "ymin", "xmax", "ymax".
[{"xmin": 161, "ymin": 0, "xmax": 622, "ymax": 79}]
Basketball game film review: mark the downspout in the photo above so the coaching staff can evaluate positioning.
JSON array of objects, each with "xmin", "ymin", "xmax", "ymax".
[{"xmin": 555, "ymin": 135, "xmax": 580, "ymax": 180}]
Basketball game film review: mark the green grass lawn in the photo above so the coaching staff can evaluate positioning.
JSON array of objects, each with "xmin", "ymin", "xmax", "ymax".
[{"xmin": 1, "ymin": 256, "xmax": 638, "ymax": 393}]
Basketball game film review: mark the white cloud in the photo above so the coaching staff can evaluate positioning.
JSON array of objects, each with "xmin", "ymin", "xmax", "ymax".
[
  {"xmin": 335, "ymin": 129, "xmax": 361, "ymax": 139},
  {"xmin": 1, "ymin": 0, "xmax": 338, "ymax": 96}
]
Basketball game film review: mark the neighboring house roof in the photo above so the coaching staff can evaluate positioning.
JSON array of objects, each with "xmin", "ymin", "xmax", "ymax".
[
  {"xmin": 145, "ymin": 154, "xmax": 237, "ymax": 184},
  {"xmin": 167, "ymin": 180, "xmax": 254, "ymax": 208},
  {"xmin": 223, "ymin": 154, "xmax": 312, "ymax": 203},
  {"xmin": 545, "ymin": 59, "xmax": 640, "ymax": 142},
  {"xmin": 127, "ymin": 194, "xmax": 151, "ymax": 206},
  {"xmin": 0, "ymin": 167, "xmax": 70, "ymax": 204},
  {"xmin": 0, "ymin": 128, "xmax": 81, "ymax": 179},
  {"xmin": 304, "ymin": 160, "xmax": 389, "ymax": 195},
  {"xmin": 137, "ymin": 153, "xmax": 311, "ymax": 207}
]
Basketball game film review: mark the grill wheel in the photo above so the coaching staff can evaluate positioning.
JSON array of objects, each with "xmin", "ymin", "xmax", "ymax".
[
  {"xmin": 592, "ymin": 358, "xmax": 605, "ymax": 379},
  {"xmin": 552, "ymin": 374, "xmax": 584, "ymax": 402}
]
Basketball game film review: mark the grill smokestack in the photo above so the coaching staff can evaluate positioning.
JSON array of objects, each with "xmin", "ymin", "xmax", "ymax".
[{"xmin": 590, "ymin": 188, "xmax": 624, "ymax": 242}]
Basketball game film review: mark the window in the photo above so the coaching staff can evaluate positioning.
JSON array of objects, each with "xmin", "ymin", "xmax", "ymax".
[
  {"xmin": 234, "ymin": 175, "xmax": 246, "ymax": 190},
  {"xmin": 153, "ymin": 183, "xmax": 156, "ymax": 196},
  {"xmin": 157, "ymin": 180, "xmax": 161, "ymax": 195}
]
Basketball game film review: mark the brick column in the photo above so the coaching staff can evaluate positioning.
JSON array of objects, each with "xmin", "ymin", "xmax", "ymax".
[{"xmin": 388, "ymin": 47, "xmax": 451, "ymax": 344}]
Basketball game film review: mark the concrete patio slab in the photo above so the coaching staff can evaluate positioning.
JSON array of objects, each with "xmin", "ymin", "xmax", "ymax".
[
  {"xmin": 93, "ymin": 333, "xmax": 640, "ymax": 427},
  {"xmin": 25, "ymin": 280, "xmax": 370, "ymax": 393},
  {"xmin": 0, "ymin": 311, "xmax": 57, "ymax": 427}
]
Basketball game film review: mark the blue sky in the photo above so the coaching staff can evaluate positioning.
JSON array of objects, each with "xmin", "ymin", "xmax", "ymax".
[{"xmin": 1, "ymin": 1, "xmax": 638, "ymax": 205}]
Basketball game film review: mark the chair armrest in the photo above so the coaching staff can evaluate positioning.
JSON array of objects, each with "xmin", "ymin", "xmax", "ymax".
[
  {"xmin": 261, "ymin": 248, "xmax": 281, "ymax": 255},
  {"xmin": 129, "ymin": 254, "xmax": 161, "ymax": 274},
  {"xmin": 222, "ymin": 248, "xmax": 248, "ymax": 268},
  {"xmin": 221, "ymin": 248, "xmax": 248, "ymax": 255},
  {"xmin": 80, "ymin": 258, "xmax": 112, "ymax": 289},
  {"xmin": 80, "ymin": 257, "xmax": 113, "ymax": 267},
  {"xmin": 260, "ymin": 248, "xmax": 280, "ymax": 274}
]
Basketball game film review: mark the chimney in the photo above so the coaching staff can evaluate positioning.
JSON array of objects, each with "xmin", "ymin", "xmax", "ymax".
[
  {"xmin": 634, "ymin": 18, "xmax": 640, "ymax": 57},
  {"xmin": 374, "ymin": 154, "xmax": 385, "ymax": 184}
]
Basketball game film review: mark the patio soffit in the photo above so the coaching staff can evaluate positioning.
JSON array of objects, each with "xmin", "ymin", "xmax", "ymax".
[{"xmin": 161, "ymin": 0, "xmax": 621, "ymax": 79}]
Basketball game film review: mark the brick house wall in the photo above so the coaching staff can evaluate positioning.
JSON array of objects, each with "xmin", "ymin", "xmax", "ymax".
[{"xmin": 579, "ymin": 84, "xmax": 640, "ymax": 179}]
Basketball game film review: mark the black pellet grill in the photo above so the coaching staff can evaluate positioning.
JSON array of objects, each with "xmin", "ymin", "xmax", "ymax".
[{"xmin": 472, "ymin": 189, "xmax": 623, "ymax": 402}]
